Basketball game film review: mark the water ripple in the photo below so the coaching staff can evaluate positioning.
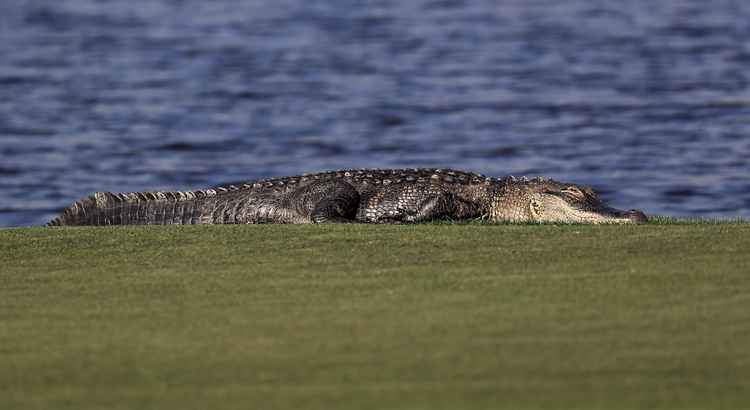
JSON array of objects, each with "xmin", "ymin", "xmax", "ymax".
[{"xmin": 1, "ymin": 0, "xmax": 750, "ymax": 226}]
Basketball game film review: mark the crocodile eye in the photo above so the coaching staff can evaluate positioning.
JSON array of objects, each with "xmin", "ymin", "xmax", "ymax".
[{"xmin": 561, "ymin": 186, "xmax": 585, "ymax": 199}]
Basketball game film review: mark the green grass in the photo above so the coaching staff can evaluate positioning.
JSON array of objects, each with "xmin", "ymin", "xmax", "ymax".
[{"xmin": 1, "ymin": 222, "xmax": 749, "ymax": 409}]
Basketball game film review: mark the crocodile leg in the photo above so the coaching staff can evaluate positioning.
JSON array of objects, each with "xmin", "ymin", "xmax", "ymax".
[
  {"xmin": 358, "ymin": 191, "xmax": 484, "ymax": 224},
  {"xmin": 404, "ymin": 192, "xmax": 484, "ymax": 223},
  {"xmin": 307, "ymin": 181, "xmax": 361, "ymax": 223},
  {"xmin": 311, "ymin": 198, "xmax": 359, "ymax": 223},
  {"xmin": 280, "ymin": 180, "xmax": 360, "ymax": 223}
]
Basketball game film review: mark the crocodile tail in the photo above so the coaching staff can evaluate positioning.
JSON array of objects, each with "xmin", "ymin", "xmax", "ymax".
[
  {"xmin": 47, "ymin": 190, "xmax": 223, "ymax": 226},
  {"xmin": 47, "ymin": 193, "xmax": 101, "ymax": 226}
]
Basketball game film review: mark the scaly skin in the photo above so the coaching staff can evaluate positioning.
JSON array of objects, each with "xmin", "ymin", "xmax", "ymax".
[{"xmin": 47, "ymin": 168, "xmax": 647, "ymax": 226}]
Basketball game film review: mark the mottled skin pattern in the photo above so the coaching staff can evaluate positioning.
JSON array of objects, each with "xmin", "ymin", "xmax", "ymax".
[{"xmin": 48, "ymin": 168, "xmax": 647, "ymax": 226}]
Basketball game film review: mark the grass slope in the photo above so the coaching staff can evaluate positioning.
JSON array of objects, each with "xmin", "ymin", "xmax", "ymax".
[{"xmin": 1, "ymin": 223, "xmax": 749, "ymax": 409}]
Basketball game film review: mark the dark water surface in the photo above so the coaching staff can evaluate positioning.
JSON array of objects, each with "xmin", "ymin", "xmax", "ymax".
[{"xmin": 1, "ymin": 0, "xmax": 749, "ymax": 226}]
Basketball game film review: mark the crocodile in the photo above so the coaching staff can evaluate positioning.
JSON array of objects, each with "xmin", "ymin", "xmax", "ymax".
[{"xmin": 48, "ymin": 168, "xmax": 647, "ymax": 226}]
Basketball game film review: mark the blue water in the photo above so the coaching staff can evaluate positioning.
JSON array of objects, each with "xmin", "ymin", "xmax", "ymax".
[{"xmin": 1, "ymin": 0, "xmax": 749, "ymax": 226}]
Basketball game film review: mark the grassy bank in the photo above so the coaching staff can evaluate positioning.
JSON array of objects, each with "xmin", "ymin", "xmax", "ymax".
[{"xmin": 1, "ymin": 223, "xmax": 749, "ymax": 409}]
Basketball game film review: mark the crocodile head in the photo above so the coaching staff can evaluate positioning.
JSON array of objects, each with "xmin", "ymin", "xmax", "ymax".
[{"xmin": 489, "ymin": 178, "xmax": 647, "ymax": 224}]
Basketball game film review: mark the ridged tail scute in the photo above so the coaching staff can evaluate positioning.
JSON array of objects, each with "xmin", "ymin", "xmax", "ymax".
[
  {"xmin": 47, "ymin": 189, "xmax": 224, "ymax": 226},
  {"xmin": 47, "ymin": 193, "xmax": 103, "ymax": 226}
]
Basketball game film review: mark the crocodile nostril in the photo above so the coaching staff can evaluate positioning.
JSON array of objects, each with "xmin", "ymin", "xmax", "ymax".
[{"xmin": 625, "ymin": 209, "xmax": 648, "ymax": 224}]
